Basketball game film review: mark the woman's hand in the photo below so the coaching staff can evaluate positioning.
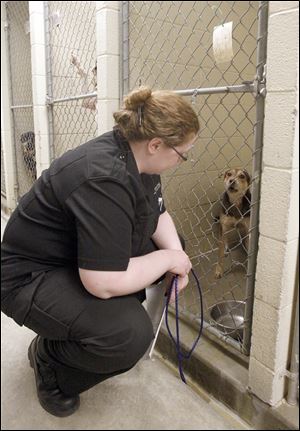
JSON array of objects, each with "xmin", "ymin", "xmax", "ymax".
[
  {"xmin": 165, "ymin": 272, "xmax": 189, "ymax": 303},
  {"xmin": 168, "ymin": 250, "xmax": 192, "ymax": 277}
]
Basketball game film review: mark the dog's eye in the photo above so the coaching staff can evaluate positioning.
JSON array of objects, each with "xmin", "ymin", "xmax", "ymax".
[
  {"xmin": 239, "ymin": 174, "xmax": 245, "ymax": 179},
  {"xmin": 227, "ymin": 172, "xmax": 232, "ymax": 177}
]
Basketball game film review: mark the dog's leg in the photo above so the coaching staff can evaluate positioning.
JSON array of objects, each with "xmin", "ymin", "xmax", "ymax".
[
  {"xmin": 241, "ymin": 217, "xmax": 250, "ymax": 253},
  {"xmin": 215, "ymin": 222, "xmax": 225, "ymax": 279}
]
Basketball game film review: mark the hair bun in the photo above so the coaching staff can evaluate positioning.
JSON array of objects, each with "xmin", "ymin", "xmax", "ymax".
[{"xmin": 124, "ymin": 86, "xmax": 152, "ymax": 111}]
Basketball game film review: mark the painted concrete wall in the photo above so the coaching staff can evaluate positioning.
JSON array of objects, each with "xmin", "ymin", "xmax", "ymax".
[
  {"xmin": 248, "ymin": 1, "xmax": 299, "ymax": 406},
  {"xmin": 29, "ymin": 1, "xmax": 50, "ymax": 177},
  {"xmin": 96, "ymin": 1, "xmax": 120, "ymax": 135}
]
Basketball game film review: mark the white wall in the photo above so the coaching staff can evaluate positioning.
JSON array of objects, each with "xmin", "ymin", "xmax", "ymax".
[
  {"xmin": 96, "ymin": 1, "xmax": 120, "ymax": 134},
  {"xmin": 248, "ymin": 1, "xmax": 299, "ymax": 406},
  {"xmin": 29, "ymin": 1, "xmax": 50, "ymax": 176}
]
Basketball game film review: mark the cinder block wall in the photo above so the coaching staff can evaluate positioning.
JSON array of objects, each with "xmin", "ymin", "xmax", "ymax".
[
  {"xmin": 96, "ymin": 1, "xmax": 120, "ymax": 135},
  {"xmin": 29, "ymin": 1, "xmax": 50, "ymax": 177},
  {"xmin": 248, "ymin": 1, "xmax": 299, "ymax": 406}
]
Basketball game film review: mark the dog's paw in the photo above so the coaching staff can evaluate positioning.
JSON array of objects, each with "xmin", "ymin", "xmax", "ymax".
[{"xmin": 215, "ymin": 265, "xmax": 223, "ymax": 279}]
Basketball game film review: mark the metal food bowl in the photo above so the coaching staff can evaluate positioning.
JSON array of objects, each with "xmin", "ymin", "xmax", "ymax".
[{"xmin": 210, "ymin": 300, "xmax": 245, "ymax": 341}]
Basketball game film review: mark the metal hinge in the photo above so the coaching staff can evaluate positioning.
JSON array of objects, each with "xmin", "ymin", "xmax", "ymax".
[
  {"xmin": 253, "ymin": 64, "xmax": 267, "ymax": 99},
  {"xmin": 45, "ymin": 95, "xmax": 53, "ymax": 106},
  {"xmin": 280, "ymin": 368, "xmax": 299, "ymax": 382}
]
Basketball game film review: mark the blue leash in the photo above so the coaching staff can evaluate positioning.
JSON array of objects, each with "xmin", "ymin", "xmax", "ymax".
[{"xmin": 165, "ymin": 269, "xmax": 203, "ymax": 384}]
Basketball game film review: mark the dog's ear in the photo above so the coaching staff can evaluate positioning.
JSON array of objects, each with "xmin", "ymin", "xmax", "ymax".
[
  {"xmin": 218, "ymin": 169, "xmax": 230, "ymax": 179},
  {"xmin": 243, "ymin": 169, "xmax": 251, "ymax": 185},
  {"xmin": 222, "ymin": 169, "xmax": 231, "ymax": 179}
]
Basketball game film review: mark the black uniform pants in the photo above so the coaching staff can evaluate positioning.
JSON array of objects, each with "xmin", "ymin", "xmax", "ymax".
[{"xmin": 4, "ymin": 267, "xmax": 154, "ymax": 396}]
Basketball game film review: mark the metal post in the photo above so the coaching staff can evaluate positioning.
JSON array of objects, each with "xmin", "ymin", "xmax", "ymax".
[
  {"xmin": 2, "ymin": 1, "xmax": 19, "ymax": 208},
  {"xmin": 243, "ymin": 1, "xmax": 269, "ymax": 355},
  {"xmin": 44, "ymin": 1, "xmax": 55, "ymax": 163},
  {"xmin": 46, "ymin": 92, "xmax": 97, "ymax": 105},
  {"xmin": 121, "ymin": 1, "xmax": 129, "ymax": 99},
  {"xmin": 174, "ymin": 84, "xmax": 255, "ymax": 96}
]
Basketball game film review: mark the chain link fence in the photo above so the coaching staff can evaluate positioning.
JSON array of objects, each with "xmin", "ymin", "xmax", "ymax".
[
  {"xmin": 3, "ymin": 1, "xmax": 98, "ymax": 201},
  {"xmin": 123, "ymin": 1, "xmax": 258, "ymax": 92},
  {"xmin": 122, "ymin": 1, "xmax": 267, "ymax": 354},
  {"xmin": 45, "ymin": 1, "xmax": 97, "ymax": 160},
  {"xmin": 6, "ymin": 1, "xmax": 35, "ymax": 201}
]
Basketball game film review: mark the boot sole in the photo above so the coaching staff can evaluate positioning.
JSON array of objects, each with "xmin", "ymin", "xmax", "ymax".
[{"xmin": 28, "ymin": 337, "xmax": 80, "ymax": 417}]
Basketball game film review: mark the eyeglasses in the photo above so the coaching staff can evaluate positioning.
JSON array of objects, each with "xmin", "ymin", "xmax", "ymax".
[{"xmin": 171, "ymin": 144, "xmax": 194, "ymax": 162}]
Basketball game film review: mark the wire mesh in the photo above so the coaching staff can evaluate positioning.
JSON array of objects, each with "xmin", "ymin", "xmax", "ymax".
[
  {"xmin": 127, "ymin": 1, "xmax": 258, "ymax": 90},
  {"xmin": 46, "ymin": 1, "xmax": 98, "ymax": 159},
  {"xmin": 162, "ymin": 92, "xmax": 256, "ymax": 348},
  {"xmin": 123, "ymin": 1, "xmax": 262, "ymax": 353},
  {"xmin": 6, "ymin": 1, "xmax": 35, "ymax": 200}
]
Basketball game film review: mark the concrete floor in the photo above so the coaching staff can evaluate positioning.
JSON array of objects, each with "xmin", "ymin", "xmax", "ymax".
[
  {"xmin": 1, "ymin": 212, "xmax": 252, "ymax": 430},
  {"xmin": 1, "ymin": 313, "xmax": 253, "ymax": 430}
]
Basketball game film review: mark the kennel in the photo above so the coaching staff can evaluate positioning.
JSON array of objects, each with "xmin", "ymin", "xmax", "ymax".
[
  {"xmin": 1, "ymin": 0, "xmax": 98, "ymax": 204},
  {"xmin": 121, "ymin": 0, "xmax": 268, "ymax": 355},
  {"xmin": 45, "ymin": 0, "xmax": 98, "ymax": 161}
]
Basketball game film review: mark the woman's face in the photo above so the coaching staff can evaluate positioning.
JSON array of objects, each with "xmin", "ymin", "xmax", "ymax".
[{"xmin": 147, "ymin": 133, "xmax": 197, "ymax": 174}]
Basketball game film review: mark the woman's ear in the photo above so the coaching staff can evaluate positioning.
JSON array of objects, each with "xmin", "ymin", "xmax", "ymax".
[{"xmin": 147, "ymin": 138, "xmax": 163, "ymax": 155}]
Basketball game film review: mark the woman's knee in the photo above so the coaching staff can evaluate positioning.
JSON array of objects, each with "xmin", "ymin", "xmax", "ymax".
[
  {"xmin": 123, "ymin": 305, "xmax": 154, "ymax": 364},
  {"xmin": 106, "ymin": 303, "xmax": 154, "ymax": 366},
  {"xmin": 71, "ymin": 297, "xmax": 154, "ymax": 370}
]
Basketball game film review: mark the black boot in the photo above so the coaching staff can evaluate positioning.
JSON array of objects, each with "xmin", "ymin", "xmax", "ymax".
[{"xmin": 28, "ymin": 336, "xmax": 80, "ymax": 417}]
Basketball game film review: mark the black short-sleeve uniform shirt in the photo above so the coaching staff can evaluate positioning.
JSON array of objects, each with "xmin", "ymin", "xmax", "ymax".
[{"xmin": 1, "ymin": 128, "xmax": 166, "ymax": 302}]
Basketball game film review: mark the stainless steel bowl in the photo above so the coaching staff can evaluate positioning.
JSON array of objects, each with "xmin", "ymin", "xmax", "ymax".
[{"xmin": 210, "ymin": 300, "xmax": 245, "ymax": 340}]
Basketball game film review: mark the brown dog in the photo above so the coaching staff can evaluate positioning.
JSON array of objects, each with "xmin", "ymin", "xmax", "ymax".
[{"xmin": 215, "ymin": 168, "xmax": 251, "ymax": 279}]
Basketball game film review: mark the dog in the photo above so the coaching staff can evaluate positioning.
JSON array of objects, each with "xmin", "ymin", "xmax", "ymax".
[
  {"xmin": 20, "ymin": 131, "xmax": 37, "ymax": 180},
  {"xmin": 71, "ymin": 53, "xmax": 97, "ymax": 111},
  {"xmin": 215, "ymin": 168, "xmax": 251, "ymax": 279}
]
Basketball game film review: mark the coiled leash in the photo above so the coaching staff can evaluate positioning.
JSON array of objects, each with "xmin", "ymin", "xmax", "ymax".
[{"xmin": 165, "ymin": 269, "xmax": 203, "ymax": 384}]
